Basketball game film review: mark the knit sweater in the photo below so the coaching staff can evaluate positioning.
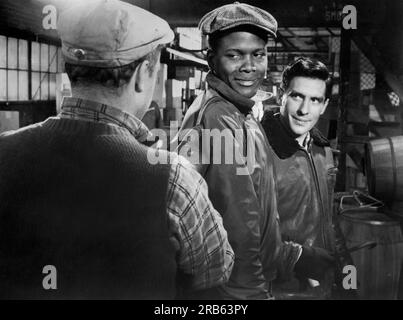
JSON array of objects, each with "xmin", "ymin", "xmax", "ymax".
[{"xmin": 0, "ymin": 117, "xmax": 176, "ymax": 299}]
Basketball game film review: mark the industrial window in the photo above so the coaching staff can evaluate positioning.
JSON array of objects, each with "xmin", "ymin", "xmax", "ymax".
[{"xmin": 0, "ymin": 35, "xmax": 63, "ymax": 102}]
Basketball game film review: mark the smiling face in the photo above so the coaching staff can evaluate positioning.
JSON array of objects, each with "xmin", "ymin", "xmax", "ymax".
[
  {"xmin": 281, "ymin": 76, "xmax": 329, "ymax": 144},
  {"xmin": 208, "ymin": 31, "xmax": 268, "ymax": 98}
]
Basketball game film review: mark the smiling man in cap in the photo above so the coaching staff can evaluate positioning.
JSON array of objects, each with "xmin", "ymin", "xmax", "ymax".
[
  {"xmin": 175, "ymin": 2, "xmax": 303, "ymax": 300},
  {"xmin": 0, "ymin": 0, "xmax": 234, "ymax": 299}
]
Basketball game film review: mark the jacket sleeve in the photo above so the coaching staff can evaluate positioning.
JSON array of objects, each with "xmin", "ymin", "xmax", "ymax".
[
  {"xmin": 259, "ymin": 137, "xmax": 302, "ymax": 282},
  {"xmin": 275, "ymin": 242, "xmax": 303, "ymax": 281},
  {"xmin": 264, "ymin": 172, "xmax": 302, "ymax": 282}
]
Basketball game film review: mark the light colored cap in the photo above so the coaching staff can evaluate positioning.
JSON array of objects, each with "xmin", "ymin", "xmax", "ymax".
[
  {"xmin": 199, "ymin": 2, "xmax": 277, "ymax": 38},
  {"xmin": 57, "ymin": 0, "xmax": 175, "ymax": 67}
]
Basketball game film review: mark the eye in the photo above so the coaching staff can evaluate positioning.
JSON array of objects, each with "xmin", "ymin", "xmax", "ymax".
[
  {"xmin": 254, "ymin": 52, "xmax": 266, "ymax": 59},
  {"xmin": 226, "ymin": 53, "xmax": 240, "ymax": 60},
  {"xmin": 311, "ymin": 97, "xmax": 322, "ymax": 104},
  {"xmin": 290, "ymin": 93, "xmax": 303, "ymax": 101}
]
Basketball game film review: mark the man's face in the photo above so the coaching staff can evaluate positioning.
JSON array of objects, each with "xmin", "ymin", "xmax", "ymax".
[
  {"xmin": 281, "ymin": 76, "xmax": 329, "ymax": 139},
  {"xmin": 209, "ymin": 31, "xmax": 268, "ymax": 98}
]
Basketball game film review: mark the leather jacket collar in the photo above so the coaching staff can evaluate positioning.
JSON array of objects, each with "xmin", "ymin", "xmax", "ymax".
[
  {"xmin": 261, "ymin": 112, "xmax": 330, "ymax": 159},
  {"xmin": 206, "ymin": 72, "xmax": 255, "ymax": 116}
]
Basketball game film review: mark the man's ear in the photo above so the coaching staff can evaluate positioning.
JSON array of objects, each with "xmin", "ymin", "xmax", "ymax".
[
  {"xmin": 206, "ymin": 49, "xmax": 215, "ymax": 72},
  {"xmin": 278, "ymin": 89, "xmax": 286, "ymax": 106},
  {"xmin": 320, "ymin": 98, "xmax": 330, "ymax": 115},
  {"xmin": 134, "ymin": 60, "xmax": 151, "ymax": 93},
  {"xmin": 278, "ymin": 89, "xmax": 288, "ymax": 114}
]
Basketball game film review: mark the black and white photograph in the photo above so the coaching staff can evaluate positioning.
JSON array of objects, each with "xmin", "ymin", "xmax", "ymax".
[{"xmin": 0, "ymin": 0, "xmax": 402, "ymax": 305}]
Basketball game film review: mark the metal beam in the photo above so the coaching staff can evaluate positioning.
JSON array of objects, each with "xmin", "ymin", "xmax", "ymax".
[
  {"xmin": 0, "ymin": 27, "xmax": 61, "ymax": 46},
  {"xmin": 401, "ymin": 101, "xmax": 403, "ymax": 135},
  {"xmin": 326, "ymin": 28, "xmax": 336, "ymax": 36},
  {"xmin": 276, "ymin": 34, "xmax": 331, "ymax": 39},
  {"xmin": 275, "ymin": 33, "xmax": 299, "ymax": 51},
  {"xmin": 267, "ymin": 50, "xmax": 328, "ymax": 54},
  {"xmin": 335, "ymin": 28, "xmax": 352, "ymax": 192}
]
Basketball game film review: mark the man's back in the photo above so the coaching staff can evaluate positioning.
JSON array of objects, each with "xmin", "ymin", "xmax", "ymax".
[{"xmin": 0, "ymin": 118, "xmax": 176, "ymax": 299}]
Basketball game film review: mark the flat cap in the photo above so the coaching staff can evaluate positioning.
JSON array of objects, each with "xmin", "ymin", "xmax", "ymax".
[
  {"xmin": 57, "ymin": 0, "xmax": 174, "ymax": 68},
  {"xmin": 199, "ymin": 2, "xmax": 277, "ymax": 38}
]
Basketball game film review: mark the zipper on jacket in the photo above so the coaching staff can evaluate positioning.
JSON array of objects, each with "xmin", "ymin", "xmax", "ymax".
[{"xmin": 300, "ymin": 147, "xmax": 329, "ymax": 249}]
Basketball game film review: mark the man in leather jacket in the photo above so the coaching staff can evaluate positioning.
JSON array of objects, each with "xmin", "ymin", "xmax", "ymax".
[
  {"xmin": 174, "ymin": 4, "xmax": 334, "ymax": 299},
  {"xmin": 261, "ymin": 57, "xmax": 341, "ymax": 299}
]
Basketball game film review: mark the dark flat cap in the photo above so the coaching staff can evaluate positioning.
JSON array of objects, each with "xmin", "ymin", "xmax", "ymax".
[{"xmin": 198, "ymin": 2, "xmax": 277, "ymax": 38}]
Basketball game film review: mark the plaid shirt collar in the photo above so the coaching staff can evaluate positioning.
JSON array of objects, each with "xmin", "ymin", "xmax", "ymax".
[{"xmin": 59, "ymin": 97, "xmax": 152, "ymax": 142}]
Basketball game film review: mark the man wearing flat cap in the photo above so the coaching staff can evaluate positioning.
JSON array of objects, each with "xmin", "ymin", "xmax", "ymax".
[
  {"xmin": 0, "ymin": 0, "xmax": 234, "ymax": 299},
  {"xmin": 176, "ymin": 2, "xmax": 305, "ymax": 300}
]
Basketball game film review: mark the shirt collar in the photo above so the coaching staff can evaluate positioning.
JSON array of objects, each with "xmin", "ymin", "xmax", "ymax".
[
  {"xmin": 59, "ymin": 97, "xmax": 152, "ymax": 142},
  {"xmin": 206, "ymin": 72, "xmax": 255, "ymax": 116},
  {"xmin": 261, "ymin": 112, "xmax": 330, "ymax": 159},
  {"xmin": 298, "ymin": 132, "xmax": 311, "ymax": 150}
]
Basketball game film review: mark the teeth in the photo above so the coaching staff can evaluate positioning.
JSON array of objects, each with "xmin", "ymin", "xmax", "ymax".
[{"xmin": 237, "ymin": 80, "xmax": 255, "ymax": 86}]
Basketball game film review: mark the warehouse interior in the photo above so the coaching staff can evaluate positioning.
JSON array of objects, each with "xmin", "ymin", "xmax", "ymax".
[{"xmin": 0, "ymin": 0, "xmax": 403, "ymax": 299}]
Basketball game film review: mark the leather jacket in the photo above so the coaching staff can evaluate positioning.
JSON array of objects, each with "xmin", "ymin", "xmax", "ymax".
[
  {"xmin": 175, "ymin": 73, "xmax": 300, "ymax": 300},
  {"xmin": 261, "ymin": 112, "xmax": 338, "ymax": 299}
]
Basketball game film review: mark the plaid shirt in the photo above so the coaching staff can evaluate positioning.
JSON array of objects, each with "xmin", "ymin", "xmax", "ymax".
[{"xmin": 60, "ymin": 97, "xmax": 234, "ymax": 290}]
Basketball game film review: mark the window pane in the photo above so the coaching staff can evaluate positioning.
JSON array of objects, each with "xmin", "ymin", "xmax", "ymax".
[
  {"xmin": 7, "ymin": 37, "xmax": 18, "ymax": 69},
  {"xmin": 0, "ymin": 36, "xmax": 6, "ymax": 68},
  {"xmin": 0, "ymin": 69, "xmax": 6, "ymax": 100},
  {"xmin": 41, "ymin": 43, "xmax": 49, "ymax": 72},
  {"xmin": 7, "ymin": 70, "xmax": 18, "ymax": 100},
  {"xmin": 0, "ymin": 111, "xmax": 19, "ymax": 133},
  {"xmin": 19, "ymin": 39, "xmax": 28, "ymax": 70},
  {"xmin": 49, "ymin": 73, "xmax": 56, "ymax": 99},
  {"xmin": 57, "ymin": 48, "xmax": 64, "ymax": 73},
  {"xmin": 40, "ymin": 73, "xmax": 49, "ymax": 100},
  {"xmin": 32, "ymin": 42, "xmax": 40, "ymax": 71},
  {"xmin": 32, "ymin": 72, "xmax": 41, "ymax": 100},
  {"xmin": 18, "ymin": 71, "xmax": 28, "ymax": 100},
  {"xmin": 49, "ymin": 45, "xmax": 57, "ymax": 72}
]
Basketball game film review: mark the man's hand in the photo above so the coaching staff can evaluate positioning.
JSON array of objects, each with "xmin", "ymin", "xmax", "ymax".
[{"xmin": 294, "ymin": 246, "xmax": 335, "ymax": 281}]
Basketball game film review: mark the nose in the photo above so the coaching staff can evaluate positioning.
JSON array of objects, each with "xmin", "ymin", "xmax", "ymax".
[
  {"xmin": 240, "ymin": 56, "xmax": 256, "ymax": 72},
  {"xmin": 297, "ymin": 98, "xmax": 310, "ymax": 116}
]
